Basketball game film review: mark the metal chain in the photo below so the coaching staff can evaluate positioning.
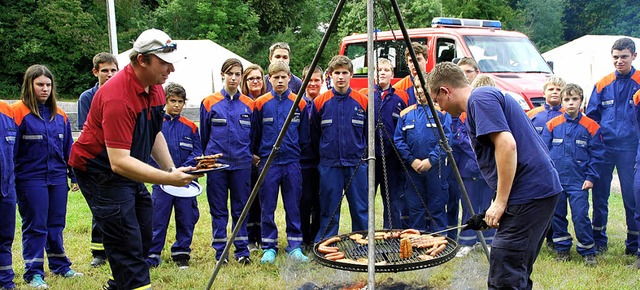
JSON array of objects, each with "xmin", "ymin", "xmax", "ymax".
[
  {"xmin": 375, "ymin": 89, "xmax": 394, "ymax": 230},
  {"xmin": 377, "ymin": 105, "xmax": 438, "ymax": 231}
]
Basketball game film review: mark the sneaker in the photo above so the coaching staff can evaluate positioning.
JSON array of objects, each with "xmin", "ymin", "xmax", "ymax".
[
  {"xmin": 62, "ymin": 269, "xmax": 84, "ymax": 278},
  {"xmin": 584, "ymin": 255, "xmax": 597, "ymax": 267},
  {"xmin": 175, "ymin": 259, "xmax": 189, "ymax": 270},
  {"xmin": 27, "ymin": 274, "xmax": 47, "ymax": 289},
  {"xmin": 247, "ymin": 243, "xmax": 259, "ymax": 253},
  {"xmin": 456, "ymin": 246, "xmax": 474, "ymax": 257},
  {"xmin": 261, "ymin": 249, "xmax": 277, "ymax": 264},
  {"xmin": 216, "ymin": 258, "xmax": 228, "ymax": 265},
  {"xmin": 237, "ymin": 256, "xmax": 252, "ymax": 265},
  {"xmin": 595, "ymin": 245, "xmax": 608, "ymax": 255},
  {"xmin": 288, "ymin": 248, "xmax": 310, "ymax": 262},
  {"xmin": 555, "ymin": 251, "xmax": 570, "ymax": 262},
  {"xmin": 91, "ymin": 255, "xmax": 107, "ymax": 267}
]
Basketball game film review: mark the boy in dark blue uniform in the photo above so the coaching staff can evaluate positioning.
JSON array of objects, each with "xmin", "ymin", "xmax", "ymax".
[
  {"xmin": 586, "ymin": 38, "xmax": 640, "ymax": 255},
  {"xmin": 147, "ymin": 83, "xmax": 203, "ymax": 269},
  {"xmin": 299, "ymin": 65, "xmax": 323, "ymax": 249},
  {"xmin": 253, "ymin": 62, "xmax": 309, "ymax": 263},
  {"xmin": 360, "ymin": 58, "xmax": 408, "ymax": 229},
  {"xmin": 542, "ymin": 84, "xmax": 604, "ymax": 266},
  {"xmin": 428, "ymin": 62, "xmax": 562, "ymax": 289},
  {"xmin": 394, "ymin": 74, "xmax": 451, "ymax": 233},
  {"xmin": 311, "ymin": 55, "xmax": 368, "ymax": 242}
]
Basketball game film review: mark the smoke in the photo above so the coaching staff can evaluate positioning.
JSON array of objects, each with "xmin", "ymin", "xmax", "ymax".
[{"xmin": 449, "ymin": 248, "xmax": 489, "ymax": 290}]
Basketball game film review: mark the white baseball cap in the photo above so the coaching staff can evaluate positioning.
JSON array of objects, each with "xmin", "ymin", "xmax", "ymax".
[{"xmin": 133, "ymin": 28, "xmax": 185, "ymax": 64}]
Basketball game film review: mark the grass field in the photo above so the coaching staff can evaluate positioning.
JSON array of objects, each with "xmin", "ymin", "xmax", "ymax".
[{"xmin": 8, "ymin": 182, "xmax": 640, "ymax": 289}]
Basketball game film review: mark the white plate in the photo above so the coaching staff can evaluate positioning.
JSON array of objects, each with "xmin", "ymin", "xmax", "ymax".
[{"xmin": 160, "ymin": 181, "xmax": 203, "ymax": 197}]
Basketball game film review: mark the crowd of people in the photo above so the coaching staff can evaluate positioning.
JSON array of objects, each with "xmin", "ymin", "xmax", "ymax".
[{"xmin": 1, "ymin": 27, "xmax": 639, "ymax": 290}]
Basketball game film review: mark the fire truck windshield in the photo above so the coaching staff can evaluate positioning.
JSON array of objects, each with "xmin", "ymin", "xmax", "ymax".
[{"xmin": 465, "ymin": 35, "xmax": 552, "ymax": 74}]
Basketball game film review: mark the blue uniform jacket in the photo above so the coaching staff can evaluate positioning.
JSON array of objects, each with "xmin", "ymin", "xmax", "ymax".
[
  {"xmin": 12, "ymin": 101, "xmax": 75, "ymax": 186},
  {"xmin": 526, "ymin": 103, "xmax": 563, "ymax": 135},
  {"xmin": 542, "ymin": 112, "xmax": 604, "ymax": 191},
  {"xmin": 586, "ymin": 67, "xmax": 640, "ymax": 151},
  {"xmin": 451, "ymin": 113, "xmax": 482, "ymax": 179},
  {"xmin": 253, "ymin": 89, "xmax": 309, "ymax": 164},
  {"xmin": 311, "ymin": 88, "xmax": 368, "ymax": 167},
  {"xmin": 361, "ymin": 85, "xmax": 409, "ymax": 157},
  {"xmin": 200, "ymin": 89, "xmax": 256, "ymax": 170},
  {"xmin": 77, "ymin": 83, "xmax": 98, "ymax": 130},
  {"xmin": 150, "ymin": 114, "xmax": 202, "ymax": 169},
  {"xmin": 299, "ymin": 93, "xmax": 317, "ymax": 169},
  {"xmin": 394, "ymin": 103, "xmax": 452, "ymax": 168},
  {"xmin": 0, "ymin": 102, "xmax": 16, "ymax": 197}
]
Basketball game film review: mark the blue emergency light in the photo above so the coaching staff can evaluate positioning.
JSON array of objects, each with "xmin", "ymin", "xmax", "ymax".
[{"xmin": 431, "ymin": 17, "xmax": 502, "ymax": 29}]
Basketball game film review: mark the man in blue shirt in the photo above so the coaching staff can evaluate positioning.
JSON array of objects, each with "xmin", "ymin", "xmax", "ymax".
[{"xmin": 428, "ymin": 62, "xmax": 562, "ymax": 289}]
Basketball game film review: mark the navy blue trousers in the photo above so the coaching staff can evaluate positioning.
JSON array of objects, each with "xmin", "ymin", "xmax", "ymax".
[
  {"xmin": 375, "ymin": 156, "xmax": 404, "ymax": 229},
  {"xmin": 16, "ymin": 183, "xmax": 72, "ymax": 281},
  {"xmin": 148, "ymin": 186, "xmax": 199, "ymax": 263},
  {"xmin": 552, "ymin": 189, "xmax": 596, "ymax": 256},
  {"xmin": 591, "ymin": 149, "xmax": 637, "ymax": 251},
  {"xmin": 300, "ymin": 167, "xmax": 320, "ymax": 246},
  {"xmin": 488, "ymin": 194, "xmax": 559, "ymax": 290},
  {"xmin": 315, "ymin": 164, "xmax": 368, "ymax": 243},
  {"xmin": 76, "ymin": 171, "xmax": 152, "ymax": 290},
  {"xmin": 259, "ymin": 163, "xmax": 303, "ymax": 252},
  {"xmin": 206, "ymin": 169, "xmax": 250, "ymax": 260},
  {"xmin": 0, "ymin": 191, "xmax": 15, "ymax": 289}
]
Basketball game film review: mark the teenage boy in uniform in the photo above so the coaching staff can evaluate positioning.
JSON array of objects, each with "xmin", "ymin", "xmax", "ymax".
[
  {"xmin": 360, "ymin": 58, "xmax": 408, "ymax": 229},
  {"xmin": 393, "ymin": 42, "xmax": 428, "ymax": 106},
  {"xmin": 146, "ymin": 83, "xmax": 203, "ymax": 269},
  {"xmin": 542, "ymin": 83, "xmax": 604, "ymax": 266},
  {"xmin": 253, "ymin": 62, "xmax": 309, "ymax": 263},
  {"xmin": 265, "ymin": 42, "xmax": 303, "ymax": 94},
  {"xmin": 311, "ymin": 55, "xmax": 368, "ymax": 242},
  {"xmin": 299, "ymin": 65, "xmax": 323, "ymax": 249},
  {"xmin": 586, "ymin": 37, "xmax": 640, "ymax": 255}
]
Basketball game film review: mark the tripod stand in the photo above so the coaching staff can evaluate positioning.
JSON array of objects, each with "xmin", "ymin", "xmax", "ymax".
[{"xmin": 205, "ymin": 0, "xmax": 489, "ymax": 288}]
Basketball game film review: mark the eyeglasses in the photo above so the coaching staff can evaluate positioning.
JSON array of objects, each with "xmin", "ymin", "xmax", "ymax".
[
  {"xmin": 247, "ymin": 77, "xmax": 263, "ymax": 82},
  {"xmin": 141, "ymin": 42, "xmax": 177, "ymax": 54}
]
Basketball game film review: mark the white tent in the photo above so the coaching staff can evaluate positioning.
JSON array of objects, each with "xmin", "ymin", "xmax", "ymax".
[
  {"xmin": 117, "ymin": 40, "xmax": 253, "ymax": 108},
  {"xmin": 542, "ymin": 35, "xmax": 640, "ymax": 105}
]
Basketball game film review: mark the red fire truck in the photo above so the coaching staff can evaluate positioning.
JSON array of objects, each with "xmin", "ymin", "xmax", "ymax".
[{"xmin": 339, "ymin": 17, "xmax": 553, "ymax": 110}]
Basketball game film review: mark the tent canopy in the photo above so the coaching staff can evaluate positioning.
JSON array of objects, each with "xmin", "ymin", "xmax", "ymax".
[
  {"xmin": 117, "ymin": 40, "xmax": 253, "ymax": 108},
  {"xmin": 542, "ymin": 35, "xmax": 640, "ymax": 105}
]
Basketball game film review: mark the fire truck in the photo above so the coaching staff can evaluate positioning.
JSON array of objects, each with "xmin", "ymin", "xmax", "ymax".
[{"xmin": 339, "ymin": 17, "xmax": 553, "ymax": 110}]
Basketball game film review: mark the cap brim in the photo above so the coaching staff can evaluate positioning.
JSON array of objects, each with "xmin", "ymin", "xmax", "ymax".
[{"xmin": 155, "ymin": 51, "xmax": 186, "ymax": 64}]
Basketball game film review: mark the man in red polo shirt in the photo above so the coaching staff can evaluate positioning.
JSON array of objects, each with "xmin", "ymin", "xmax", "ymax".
[{"xmin": 69, "ymin": 29, "xmax": 202, "ymax": 290}]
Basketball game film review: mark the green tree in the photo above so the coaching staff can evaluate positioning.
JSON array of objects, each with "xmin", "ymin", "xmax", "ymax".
[
  {"xmin": 510, "ymin": 0, "xmax": 565, "ymax": 51},
  {"xmin": 151, "ymin": 0, "xmax": 259, "ymax": 58},
  {"xmin": 0, "ymin": 0, "xmax": 109, "ymax": 99}
]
